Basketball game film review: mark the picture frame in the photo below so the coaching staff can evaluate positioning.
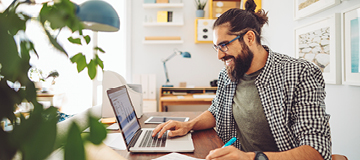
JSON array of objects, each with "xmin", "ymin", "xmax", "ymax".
[
  {"xmin": 341, "ymin": 5, "xmax": 360, "ymax": 86},
  {"xmin": 294, "ymin": 0, "xmax": 340, "ymax": 20},
  {"xmin": 295, "ymin": 13, "xmax": 341, "ymax": 84}
]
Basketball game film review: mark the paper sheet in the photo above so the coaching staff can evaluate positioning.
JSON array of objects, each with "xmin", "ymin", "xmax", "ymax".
[
  {"xmin": 103, "ymin": 133, "xmax": 126, "ymax": 150},
  {"xmin": 152, "ymin": 152, "xmax": 205, "ymax": 160}
]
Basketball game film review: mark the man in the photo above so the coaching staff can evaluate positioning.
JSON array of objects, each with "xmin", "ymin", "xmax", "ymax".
[{"xmin": 152, "ymin": 1, "xmax": 331, "ymax": 160}]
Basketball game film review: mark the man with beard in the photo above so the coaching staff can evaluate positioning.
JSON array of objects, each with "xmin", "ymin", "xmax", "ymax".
[{"xmin": 152, "ymin": 0, "xmax": 331, "ymax": 160}]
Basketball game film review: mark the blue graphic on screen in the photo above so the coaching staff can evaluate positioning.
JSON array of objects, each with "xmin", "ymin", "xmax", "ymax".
[
  {"xmin": 108, "ymin": 89, "xmax": 140, "ymax": 145},
  {"xmin": 350, "ymin": 17, "xmax": 360, "ymax": 73}
]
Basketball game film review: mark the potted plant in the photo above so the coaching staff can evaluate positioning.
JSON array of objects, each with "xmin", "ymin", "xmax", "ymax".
[
  {"xmin": 195, "ymin": 0, "xmax": 207, "ymax": 17},
  {"xmin": 0, "ymin": 0, "xmax": 107, "ymax": 159}
]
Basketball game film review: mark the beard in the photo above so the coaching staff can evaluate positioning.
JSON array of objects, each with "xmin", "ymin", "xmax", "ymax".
[{"xmin": 224, "ymin": 41, "xmax": 254, "ymax": 82}]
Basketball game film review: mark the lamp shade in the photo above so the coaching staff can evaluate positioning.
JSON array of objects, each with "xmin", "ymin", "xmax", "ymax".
[
  {"xmin": 76, "ymin": 0, "xmax": 120, "ymax": 32},
  {"xmin": 180, "ymin": 52, "xmax": 191, "ymax": 58}
]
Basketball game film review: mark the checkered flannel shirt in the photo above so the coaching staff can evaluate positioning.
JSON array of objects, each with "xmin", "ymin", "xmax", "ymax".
[{"xmin": 208, "ymin": 46, "xmax": 332, "ymax": 160}]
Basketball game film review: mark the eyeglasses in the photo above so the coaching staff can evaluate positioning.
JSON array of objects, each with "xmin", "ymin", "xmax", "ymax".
[{"xmin": 213, "ymin": 35, "xmax": 242, "ymax": 52}]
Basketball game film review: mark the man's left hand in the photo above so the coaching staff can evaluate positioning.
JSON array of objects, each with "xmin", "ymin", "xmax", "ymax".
[{"xmin": 205, "ymin": 146, "xmax": 254, "ymax": 160}]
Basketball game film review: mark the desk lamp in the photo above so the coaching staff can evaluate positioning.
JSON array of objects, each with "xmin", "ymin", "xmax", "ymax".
[
  {"xmin": 162, "ymin": 49, "xmax": 191, "ymax": 87},
  {"xmin": 76, "ymin": 0, "xmax": 120, "ymax": 32}
]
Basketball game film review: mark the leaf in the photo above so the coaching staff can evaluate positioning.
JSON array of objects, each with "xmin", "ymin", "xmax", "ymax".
[
  {"xmin": 87, "ymin": 60, "xmax": 97, "ymax": 80},
  {"xmin": 87, "ymin": 116, "xmax": 107, "ymax": 145},
  {"xmin": 95, "ymin": 54, "xmax": 104, "ymax": 69},
  {"xmin": 44, "ymin": 29, "xmax": 68, "ymax": 56},
  {"xmin": 83, "ymin": 35, "xmax": 91, "ymax": 45},
  {"xmin": 70, "ymin": 53, "xmax": 87, "ymax": 72},
  {"xmin": 68, "ymin": 37, "xmax": 82, "ymax": 45},
  {"xmin": 94, "ymin": 47, "xmax": 105, "ymax": 53},
  {"xmin": 64, "ymin": 122, "xmax": 85, "ymax": 160}
]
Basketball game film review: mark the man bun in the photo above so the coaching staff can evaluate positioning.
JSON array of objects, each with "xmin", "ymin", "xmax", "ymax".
[
  {"xmin": 245, "ymin": 0, "xmax": 256, "ymax": 13},
  {"xmin": 244, "ymin": 0, "xmax": 268, "ymax": 27}
]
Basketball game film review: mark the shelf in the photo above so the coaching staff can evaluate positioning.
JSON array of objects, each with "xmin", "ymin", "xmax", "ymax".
[
  {"xmin": 143, "ymin": 40, "xmax": 184, "ymax": 44},
  {"xmin": 143, "ymin": 3, "xmax": 184, "ymax": 8},
  {"xmin": 143, "ymin": 22, "xmax": 184, "ymax": 26}
]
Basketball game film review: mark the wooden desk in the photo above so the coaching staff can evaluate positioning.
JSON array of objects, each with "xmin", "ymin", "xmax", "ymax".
[
  {"xmin": 114, "ymin": 112, "xmax": 224, "ymax": 160},
  {"xmin": 159, "ymin": 87, "xmax": 217, "ymax": 112}
]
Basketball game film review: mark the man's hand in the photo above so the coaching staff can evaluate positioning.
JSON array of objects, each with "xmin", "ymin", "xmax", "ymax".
[
  {"xmin": 152, "ymin": 120, "xmax": 192, "ymax": 138},
  {"xmin": 205, "ymin": 146, "xmax": 254, "ymax": 160}
]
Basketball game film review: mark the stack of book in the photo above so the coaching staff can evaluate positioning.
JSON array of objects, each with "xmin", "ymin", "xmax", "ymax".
[{"xmin": 157, "ymin": 11, "xmax": 173, "ymax": 23}]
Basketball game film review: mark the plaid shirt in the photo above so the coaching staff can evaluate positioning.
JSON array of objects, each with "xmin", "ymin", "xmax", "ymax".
[{"xmin": 208, "ymin": 46, "xmax": 331, "ymax": 160}]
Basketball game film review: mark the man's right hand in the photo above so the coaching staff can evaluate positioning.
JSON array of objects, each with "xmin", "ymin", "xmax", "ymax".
[
  {"xmin": 151, "ymin": 120, "xmax": 192, "ymax": 138},
  {"xmin": 152, "ymin": 111, "xmax": 216, "ymax": 138}
]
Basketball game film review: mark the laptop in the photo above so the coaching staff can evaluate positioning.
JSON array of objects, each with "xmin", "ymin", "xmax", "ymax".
[{"xmin": 106, "ymin": 85, "xmax": 194, "ymax": 152}]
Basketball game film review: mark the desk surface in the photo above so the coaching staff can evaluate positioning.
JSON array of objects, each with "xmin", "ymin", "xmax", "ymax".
[{"xmin": 113, "ymin": 112, "xmax": 224, "ymax": 160}]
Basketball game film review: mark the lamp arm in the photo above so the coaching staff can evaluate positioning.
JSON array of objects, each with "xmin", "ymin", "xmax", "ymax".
[
  {"xmin": 163, "ymin": 61, "xmax": 170, "ymax": 83},
  {"xmin": 163, "ymin": 52, "xmax": 177, "ymax": 63}
]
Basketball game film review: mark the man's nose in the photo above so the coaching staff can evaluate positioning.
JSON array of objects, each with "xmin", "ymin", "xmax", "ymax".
[{"xmin": 217, "ymin": 49, "xmax": 226, "ymax": 60}]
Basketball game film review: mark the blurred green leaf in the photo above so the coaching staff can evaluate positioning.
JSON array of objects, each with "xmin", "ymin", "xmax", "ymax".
[
  {"xmin": 21, "ymin": 106, "xmax": 58, "ymax": 160},
  {"xmin": 95, "ymin": 54, "xmax": 104, "ymax": 69},
  {"xmin": 84, "ymin": 35, "xmax": 91, "ymax": 45},
  {"xmin": 87, "ymin": 60, "xmax": 97, "ymax": 80},
  {"xmin": 68, "ymin": 37, "xmax": 82, "ymax": 45},
  {"xmin": 94, "ymin": 47, "xmax": 105, "ymax": 53},
  {"xmin": 70, "ymin": 53, "xmax": 87, "ymax": 72},
  {"xmin": 44, "ymin": 28, "xmax": 68, "ymax": 56},
  {"xmin": 87, "ymin": 116, "xmax": 107, "ymax": 145},
  {"xmin": 64, "ymin": 122, "xmax": 85, "ymax": 160}
]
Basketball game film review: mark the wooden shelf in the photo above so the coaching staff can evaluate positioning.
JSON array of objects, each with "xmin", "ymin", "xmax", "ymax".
[
  {"xmin": 159, "ymin": 87, "xmax": 217, "ymax": 112},
  {"xmin": 143, "ymin": 40, "xmax": 184, "ymax": 44}
]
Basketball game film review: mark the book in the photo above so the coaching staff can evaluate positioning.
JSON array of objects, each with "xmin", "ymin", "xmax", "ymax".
[
  {"xmin": 157, "ymin": 11, "xmax": 168, "ymax": 22},
  {"xmin": 167, "ymin": 11, "xmax": 173, "ymax": 22}
]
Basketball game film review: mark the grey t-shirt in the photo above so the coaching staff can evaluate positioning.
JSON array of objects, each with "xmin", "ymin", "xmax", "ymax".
[{"xmin": 232, "ymin": 69, "xmax": 278, "ymax": 152}]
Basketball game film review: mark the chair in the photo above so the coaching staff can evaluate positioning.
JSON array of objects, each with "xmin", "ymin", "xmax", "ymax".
[
  {"xmin": 332, "ymin": 154, "xmax": 348, "ymax": 160},
  {"xmin": 102, "ymin": 70, "xmax": 143, "ymax": 118}
]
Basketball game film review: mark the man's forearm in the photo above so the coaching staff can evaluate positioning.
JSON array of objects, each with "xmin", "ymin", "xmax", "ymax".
[
  {"xmin": 264, "ymin": 145, "xmax": 323, "ymax": 160},
  {"xmin": 188, "ymin": 110, "xmax": 216, "ymax": 131}
]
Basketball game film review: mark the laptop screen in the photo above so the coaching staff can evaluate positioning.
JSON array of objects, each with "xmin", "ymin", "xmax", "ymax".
[{"xmin": 107, "ymin": 86, "xmax": 140, "ymax": 145}]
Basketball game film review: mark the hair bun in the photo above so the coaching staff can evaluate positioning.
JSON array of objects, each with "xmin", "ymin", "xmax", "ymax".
[{"xmin": 245, "ymin": 0, "xmax": 256, "ymax": 13}]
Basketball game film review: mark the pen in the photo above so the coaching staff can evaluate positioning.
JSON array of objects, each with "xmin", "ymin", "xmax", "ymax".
[{"xmin": 222, "ymin": 137, "xmax": 237, "ymax": 148}]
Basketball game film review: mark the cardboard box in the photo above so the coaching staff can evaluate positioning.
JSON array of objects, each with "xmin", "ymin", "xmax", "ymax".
[{"xmin": 157, "ymin": 0, "xmax": 169, "ymax": 3}]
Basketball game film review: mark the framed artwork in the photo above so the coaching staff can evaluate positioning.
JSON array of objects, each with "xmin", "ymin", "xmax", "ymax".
[
  {"xmin": 294, "ymin": 0, "xmax": 340, "ymax": 20},
  {"xmin": 342, "ymin": 5, "xmax": 360, "ymax": 86},
  {"xmin": 295, "ymin": 13, "xmax": 341, "ymax": 84}
]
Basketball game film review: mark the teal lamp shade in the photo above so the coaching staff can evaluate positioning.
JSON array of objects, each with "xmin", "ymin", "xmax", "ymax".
[
  {"xmin": 76, "ymin": 0, "xmax": 120, "ymax": 32},
  {"xmin": 181, "ymin": 52, "xmax": 191, "ymax": 58}
]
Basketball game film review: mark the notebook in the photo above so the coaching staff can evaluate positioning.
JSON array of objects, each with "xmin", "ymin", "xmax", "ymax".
[{"xmin": 107, "ymin": 85, "xmax": 194, "ymax": 152}]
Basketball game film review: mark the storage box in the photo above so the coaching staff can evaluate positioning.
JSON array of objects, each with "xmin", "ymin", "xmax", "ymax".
[
  {"xmin": 157, "ymin": 0, "xmax": 169, "ymax": 3},
  {"xmin": 144, "ymin": 0, "xmax": 156, "ymax": 3}
]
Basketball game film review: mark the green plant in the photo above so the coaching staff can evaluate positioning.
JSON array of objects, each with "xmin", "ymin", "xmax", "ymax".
[
  {"xmin": 195, "ymin": 0, "xmax": 207, "ymax": 10},
  {"xmin": 0, "ymin": 0, "xmax": 107, "ymax": 160}
]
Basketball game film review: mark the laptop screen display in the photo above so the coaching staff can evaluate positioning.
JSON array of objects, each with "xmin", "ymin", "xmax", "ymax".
[{"xmin": 108, "ymin": 87, "xmax": 140, "ymax": 145}]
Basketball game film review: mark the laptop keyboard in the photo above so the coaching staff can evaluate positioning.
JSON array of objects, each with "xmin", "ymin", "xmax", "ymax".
[{"xmin": 139, "ymin": 130, "xmax": 167, "ymax": 147}]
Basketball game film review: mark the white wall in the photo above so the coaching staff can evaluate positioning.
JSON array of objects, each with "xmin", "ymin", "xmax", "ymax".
[
  {"xmin": 131, "ymin": 0, "xmax": 360, "ymax": 159},
  {"xmin": 25, "ymin": 0, "xmax": 127, "ymax": 114}
]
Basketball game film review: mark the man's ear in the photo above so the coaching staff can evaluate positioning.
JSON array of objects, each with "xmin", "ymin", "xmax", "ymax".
[{"xmin": 244, "ymin": 30, "xmax": 256, "ymax": 46}]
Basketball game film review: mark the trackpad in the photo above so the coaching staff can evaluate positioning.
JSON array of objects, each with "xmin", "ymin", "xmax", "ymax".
[{"xmin": 169, "ymin": 134, "xmax": 191, "ymax": 141}]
